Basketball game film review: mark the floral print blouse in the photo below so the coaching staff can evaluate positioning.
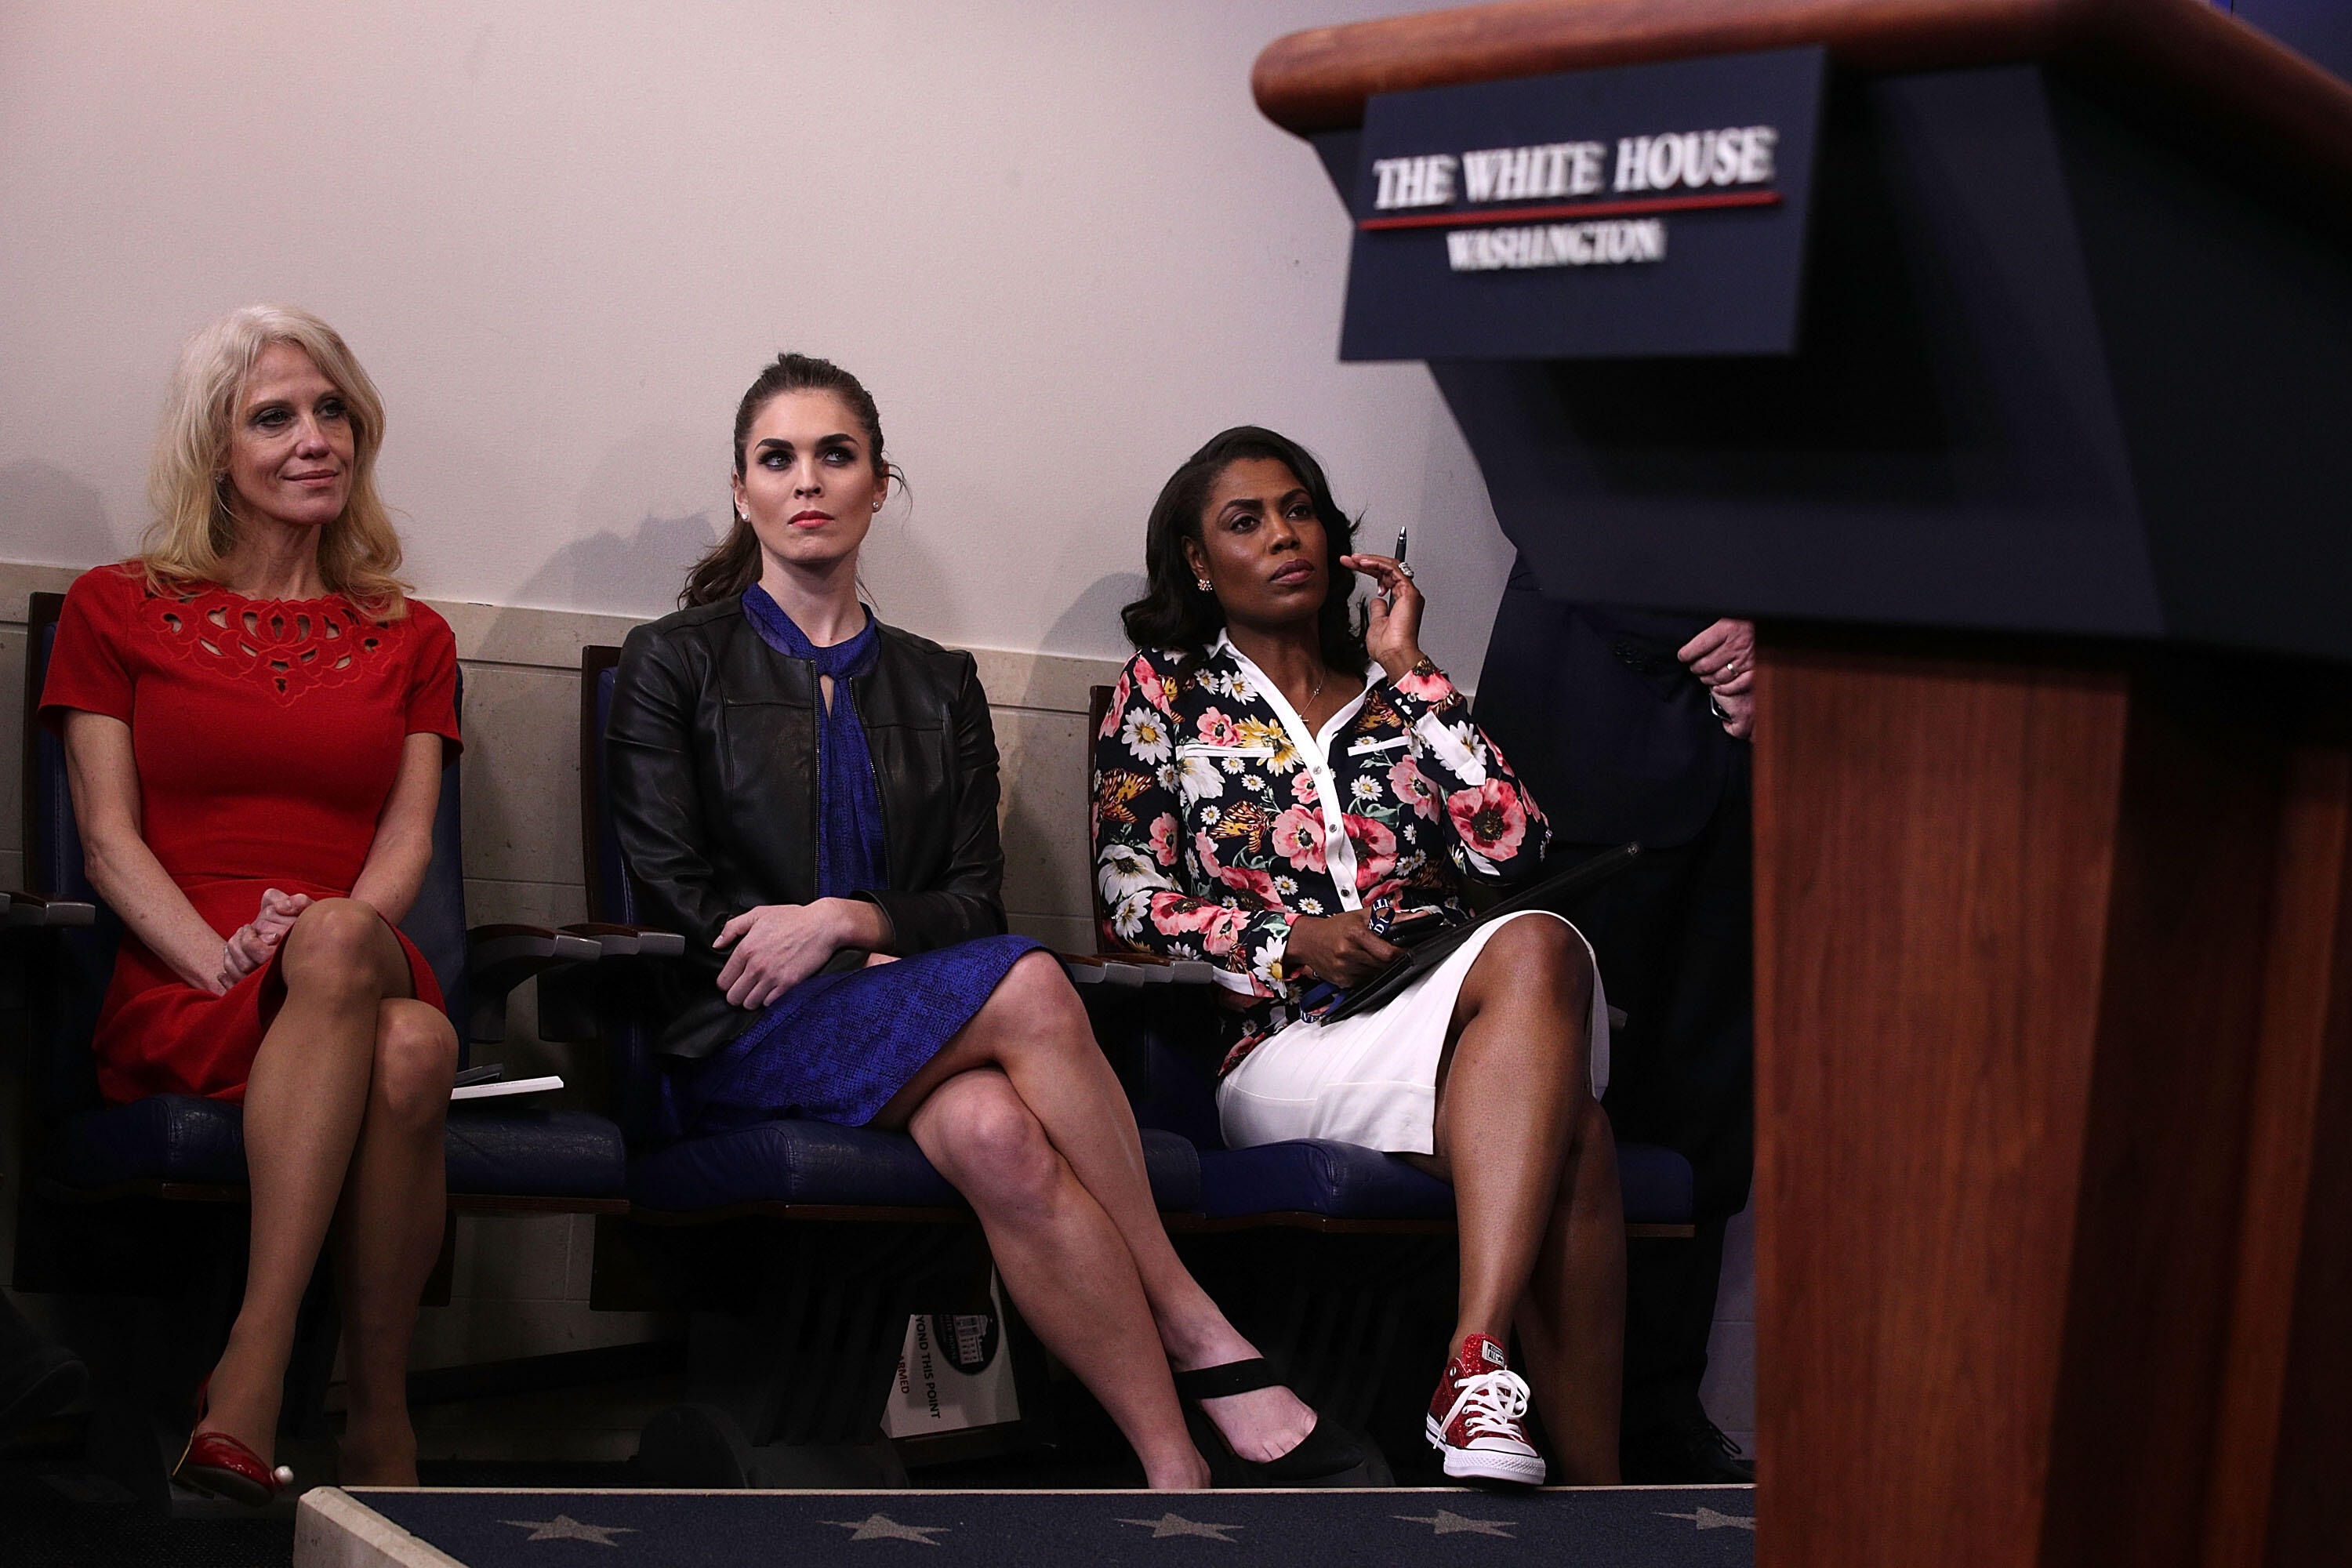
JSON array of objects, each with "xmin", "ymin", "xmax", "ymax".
[{"xmin": 1091, "ymin": 632, "xmax": 1551, "ymax": 1075}]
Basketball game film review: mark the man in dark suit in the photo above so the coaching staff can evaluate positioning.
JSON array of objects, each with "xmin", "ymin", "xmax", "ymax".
[{"xmin": 1475, "ymin": 557, "xmax": 1755, "ymax": 1484}]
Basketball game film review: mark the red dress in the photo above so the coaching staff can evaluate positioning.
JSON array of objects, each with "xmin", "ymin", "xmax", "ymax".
[{"xmin": 38, "ymin": 564, "xmax": 463, "ymax": 1105}]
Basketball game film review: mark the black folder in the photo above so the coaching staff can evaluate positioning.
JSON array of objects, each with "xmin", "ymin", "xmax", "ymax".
[{"xmin": 1319, "ymin": 842, "xmax": 1642, "ymax": 1023}]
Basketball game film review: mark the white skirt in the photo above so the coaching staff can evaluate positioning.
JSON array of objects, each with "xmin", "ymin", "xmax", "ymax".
[{"xmin": 1216, "ymin": 910, "xmax": 1610, "ymax": 1156}]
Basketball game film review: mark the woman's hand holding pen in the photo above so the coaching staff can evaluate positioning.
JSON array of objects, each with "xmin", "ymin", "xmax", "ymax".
[
  {"xmin": 1286, "ymin": 909, "xmax": 1403, "ymax": 988},
  {"xmin": 713, "ymin": 896, "xmax": 890, "ymax": 1010},
  {"xmin": 1342, "ymin": 553, "xmax": 1427, "ymax": 681}
]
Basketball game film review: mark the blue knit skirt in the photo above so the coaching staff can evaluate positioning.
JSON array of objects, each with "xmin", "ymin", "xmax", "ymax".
[{"xmin": 681, "ymin": 934, "xmax": 1045, "ymax": 1132}]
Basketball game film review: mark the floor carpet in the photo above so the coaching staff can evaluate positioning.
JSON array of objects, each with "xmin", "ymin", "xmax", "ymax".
[
  {"xmin": 0, "ymin": 1460, "xmax": 295, "ymax": 1568},
  {"xmin": 350, "ymin": 1486, "xmax": 1757, "ymax": 1567}
]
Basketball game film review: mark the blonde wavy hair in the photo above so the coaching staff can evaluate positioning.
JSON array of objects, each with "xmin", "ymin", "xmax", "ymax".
[{"xmin": 142, "ymin": 304, "xmax": 412, "ymax": 618}]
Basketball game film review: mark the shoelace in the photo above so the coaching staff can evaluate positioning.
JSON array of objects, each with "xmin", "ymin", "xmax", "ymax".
[{"xmin": 1442, "ymin": 1367, "xmax": 1532, "ymax": 1441}]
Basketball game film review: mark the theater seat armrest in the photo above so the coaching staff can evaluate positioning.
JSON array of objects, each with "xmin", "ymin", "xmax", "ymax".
[
  {"xmin": 535, "ymin": 924, "xmax": 686, "ymax": 1044},
  {"xmin": 561, "ymin": 922, "xmax": 687, "ymax": 958},
  {"xmin": 466, "ymin": 924, "xmax": 603, "ymax": 1044},
  {"xmin": 1060, "ymin": 950, "xmax": 1216, "ymax": 987},
  {"xmin": 1059, "ymin": 953, "xmax": 1147, "ymax": 988},
  {"xmin": 470, "ymin": 924, "xmax": 603, "ymax": 966},
  {"xmin": 3, "ymin": 891, "xmax": 97, "ymax": 927}
]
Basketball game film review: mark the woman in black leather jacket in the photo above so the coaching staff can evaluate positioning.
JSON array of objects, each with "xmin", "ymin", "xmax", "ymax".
[{"xmin": 606, "ymin": 353, "xmax": 1363, "ymax": 1490}]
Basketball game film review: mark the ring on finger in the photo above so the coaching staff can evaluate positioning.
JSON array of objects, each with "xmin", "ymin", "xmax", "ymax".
[{"xmin": 1396, "ymin": 562, "xmax": 1415, "ymax": 580}]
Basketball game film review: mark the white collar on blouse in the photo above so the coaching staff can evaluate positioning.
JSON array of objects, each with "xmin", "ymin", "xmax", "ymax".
[
  {"xmin": 1210, "ymin": 630, "xmax": 1377, "ymax": 769},
  {"xmin": 1212, "ymin": 630, "xmax": 1383, "ymax": 912}
]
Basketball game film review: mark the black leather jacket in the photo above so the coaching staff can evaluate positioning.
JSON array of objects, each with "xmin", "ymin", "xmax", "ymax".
[{"xmin": 606, "ymin": 597, "xmax": 1010, "ymax": 1062}]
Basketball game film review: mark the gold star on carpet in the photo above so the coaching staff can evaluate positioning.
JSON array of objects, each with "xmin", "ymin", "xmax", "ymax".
[
  {"xmin": 1659, "ymin": 1505, "xmax": 1755, "ymax": 1531},
  {"xmin": 1117, "ymin": 1512, "xmax": 1244, "ymax": 1541},
  {"xmin": 499, "ymin": 1514, "xmax": 637, "ymax": 1546},
  {"xmin": 1396, "ymin": 1509, "xmax": 1517, "ymax": 1537},
  {"xmin": 822, "ymin": 1512, "xmax": 953, "ymax": 1544}
]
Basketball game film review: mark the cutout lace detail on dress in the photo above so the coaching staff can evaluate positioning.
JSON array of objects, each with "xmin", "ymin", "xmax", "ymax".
[{"xmin": 140, "ymin": 587, "xmax": 390, "ymax": 702}]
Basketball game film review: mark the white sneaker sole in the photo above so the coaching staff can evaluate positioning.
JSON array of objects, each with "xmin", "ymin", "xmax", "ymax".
[{"xmin": 1425, "ymin": 1415, "xmax": 1546, "ymax": 1486}]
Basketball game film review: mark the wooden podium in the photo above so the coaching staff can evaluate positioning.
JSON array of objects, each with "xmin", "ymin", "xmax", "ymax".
[{"xmin": 1254, "ymin": 3, "xmax": 2352, "ymax": 1563}]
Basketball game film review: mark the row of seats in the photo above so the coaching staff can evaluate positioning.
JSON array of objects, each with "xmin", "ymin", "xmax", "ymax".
[
  {"xmin": 7, "ymin": 599, "xmax": 1693, "ymax": 1485},
  {"xmin": 572, "ymin": 652, "xmax": 1692, "ymax": 1230}
]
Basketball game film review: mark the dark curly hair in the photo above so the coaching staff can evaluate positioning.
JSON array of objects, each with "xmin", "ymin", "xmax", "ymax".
[
  {"xmin": 681, "ymin": 351, "xmax": 904, "ymax": 608},
  {"xmin": 1119, "ymin": 426, "xmax": 1367, "ymax": 671}
]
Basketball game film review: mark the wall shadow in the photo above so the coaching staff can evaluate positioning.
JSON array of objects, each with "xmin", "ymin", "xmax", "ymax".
[
  {"xmin": 1036, "ymin": 569, "xmax": 1145, "ymax": 684},
  {"xmin": 502, "ymin": 507, "xmax": 718, "ymax": 623}
]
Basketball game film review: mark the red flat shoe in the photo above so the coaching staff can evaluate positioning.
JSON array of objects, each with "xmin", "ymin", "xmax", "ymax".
[{"xmin": 172, "ymin": 1376, "xmax": 293, "ymax": 1507}]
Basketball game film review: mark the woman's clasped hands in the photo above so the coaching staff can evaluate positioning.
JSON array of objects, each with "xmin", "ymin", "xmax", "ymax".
[
  {"xmin": 713, "ymin": 896, "xmax": 896, "ymax": 1010},
  {"xmin": 216, "ymin": 887, "xmax": 313, "ymax": 994}
]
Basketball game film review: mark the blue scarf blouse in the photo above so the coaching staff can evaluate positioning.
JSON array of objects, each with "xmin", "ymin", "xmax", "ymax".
[{"xmin": 739, "ymin": 584, "xmax": 890, "ymax": 900}]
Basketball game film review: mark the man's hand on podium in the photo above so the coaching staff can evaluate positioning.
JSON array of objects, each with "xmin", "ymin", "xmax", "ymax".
[{"xmin": 1681, "ymin": 618, "xmax": 1756, "ymax": 739}]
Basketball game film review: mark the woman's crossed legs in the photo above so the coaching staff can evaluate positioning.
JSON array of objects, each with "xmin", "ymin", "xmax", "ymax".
[
  {"xmin": 200, "ymin": 898, "xmax": 457, "ymax": 1486},
  {"xmin": 869, "ymin": 949, "xmax": 1308, "ymax": 1490},
  {"xmin": 1408, "ymin": 913, "xmax": 1625, "ymax": 1483}
]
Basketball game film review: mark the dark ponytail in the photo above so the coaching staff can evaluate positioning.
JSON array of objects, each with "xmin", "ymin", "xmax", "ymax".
[{"xmin": 681, "ymin": 351, "xmax": 902, "ymax": 608}]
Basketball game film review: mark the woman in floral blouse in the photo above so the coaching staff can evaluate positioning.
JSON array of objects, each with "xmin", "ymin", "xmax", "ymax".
[{"xmin": 1094, "ymin": 426, "xmax": 1624, "ymax": 1486}]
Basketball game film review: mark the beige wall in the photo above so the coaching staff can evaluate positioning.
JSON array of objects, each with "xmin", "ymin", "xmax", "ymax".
[{"xmin": 0, "ymin": 0, "xmax": 1519, "ymax": 685}]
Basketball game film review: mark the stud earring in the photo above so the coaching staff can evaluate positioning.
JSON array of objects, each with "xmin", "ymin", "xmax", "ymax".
[{"xmin": 1196, "ymin": 578, "xmax": 1213, "ymax": 592}]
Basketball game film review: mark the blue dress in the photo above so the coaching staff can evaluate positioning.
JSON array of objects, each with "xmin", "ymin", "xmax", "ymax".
[{"xmin": 680, "ymin": 587, "xmax": 1041, "ymax": 1131}]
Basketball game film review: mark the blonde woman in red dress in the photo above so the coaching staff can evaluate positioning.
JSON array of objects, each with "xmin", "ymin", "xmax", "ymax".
[{"xmin": 40, "ymin": 307, "xmax": 461, "ymax": 1501}]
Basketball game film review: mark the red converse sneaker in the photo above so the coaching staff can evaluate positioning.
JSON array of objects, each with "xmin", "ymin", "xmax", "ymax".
[{"xmin": 1425, "ymin": 1334, "xmax": 1544, "ymax": 1486}]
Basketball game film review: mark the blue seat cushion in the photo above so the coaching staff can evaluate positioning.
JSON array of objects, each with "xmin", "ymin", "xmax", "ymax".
[
  {"xmin": 1143, "ymin": 1128, "xmax": 1205, "ymax": 1211},
  {"xmin": 629, "ymin": 1120, "xmax": 1203, "ymax": 1214},
  {"xmin": 1198, "ymin": 1138, "xmax": 1693, "ymax": 1226},
  {"xmin": 45, "ymin": 1094, "xmax": 627, "ymax": 1200},
  {"xmin": 48, "ymin": 1094, "xmax": 247, "ymax": 1189},
  {"xmin": 445, "ymin": 1107, "xmax": 628, "ymax": 1198},
  {"xmin": 1199, "ymin": 1139, "xmax": 1454, "ymax": 1221},
  {"xmin": 1114, "ymin": 1024, "xmax": 1693, "ymax": 1226}
]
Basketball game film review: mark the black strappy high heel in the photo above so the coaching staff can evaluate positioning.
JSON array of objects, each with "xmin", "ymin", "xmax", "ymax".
[{"xmin": 1172, "ymin": 1359, "xmax": 1380, "ymax": 1485}]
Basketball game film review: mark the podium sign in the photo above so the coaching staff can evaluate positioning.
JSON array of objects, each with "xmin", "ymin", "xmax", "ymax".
[{"xmin": 1341, "ymin": 48, "xmax": 1826, "ymax": 361}]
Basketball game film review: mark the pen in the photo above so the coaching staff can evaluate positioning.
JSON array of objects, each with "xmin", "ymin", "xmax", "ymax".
[{"xmin": 1388, "ymin": 527, "xmax": 1409, "ymax": 605}]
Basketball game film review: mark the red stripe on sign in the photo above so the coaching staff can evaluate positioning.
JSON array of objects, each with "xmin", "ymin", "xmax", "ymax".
[{"xmin": 1357, "ymin": 189, "xmax": 1782, "ymax": 231}]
